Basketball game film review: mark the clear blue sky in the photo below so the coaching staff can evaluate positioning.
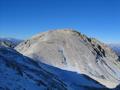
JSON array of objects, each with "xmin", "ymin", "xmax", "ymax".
[{"xmin": 0, "ymin": 0, "xmax": 120, "ymax": 43}]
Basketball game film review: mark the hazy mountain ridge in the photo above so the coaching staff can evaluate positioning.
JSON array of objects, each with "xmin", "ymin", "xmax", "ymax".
[
  {"xmin": 0, "ymin": 38, "xmax": 23, "ymax": 48},
  {"xmin": 15, "ymin": 29, "xmax": 120, "ymax": 89},
  {"xmin": 108, "ymin": 44, "xmax": 120, "ymax": 57}
]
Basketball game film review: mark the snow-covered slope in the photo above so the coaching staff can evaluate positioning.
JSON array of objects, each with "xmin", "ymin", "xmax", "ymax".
[
  {"xmin": 15, "ymin": 29, "xmax": 120, "ymax": 89},
  {"xmin": 0, "ymin": 47, "xmax": 68, "ymax": 90}
]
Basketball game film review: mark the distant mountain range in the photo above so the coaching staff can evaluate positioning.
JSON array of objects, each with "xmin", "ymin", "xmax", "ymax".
[
  {"xmin": 108, "ymin": 44, "xmax": 120, "ymax": 57},
  {"xmin": 0, "ymin": 37, "xmax": 23, "ymax": 48}
]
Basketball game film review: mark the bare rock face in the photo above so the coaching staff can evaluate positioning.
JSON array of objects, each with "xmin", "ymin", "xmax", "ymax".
[{"xmin": 15, "ymin": 29, "xmax": 120, "ymax": 88}]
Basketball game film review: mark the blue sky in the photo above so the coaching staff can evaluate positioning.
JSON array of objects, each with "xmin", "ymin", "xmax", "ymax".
[{"xmin": 0, "ymin": 0, "xmax": 120, "ymax": 43}]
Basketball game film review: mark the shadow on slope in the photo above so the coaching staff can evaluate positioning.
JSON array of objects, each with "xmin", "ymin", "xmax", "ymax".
[
  {"xmin": 38, "ymin": 62, "xmax": 112, "ymax": 90},
  {"xmin": 39, "ymin": 62, "xmax": 120, "ymax": 90},
  {"xmin": 114, "ymin": 84, "xmax": 120, "ymax": 90}
]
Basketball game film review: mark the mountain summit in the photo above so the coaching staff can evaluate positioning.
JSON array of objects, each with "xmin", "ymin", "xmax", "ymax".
[{"xmin": 15, "ymin": 29, "xmax": 120, "ymax": 89}]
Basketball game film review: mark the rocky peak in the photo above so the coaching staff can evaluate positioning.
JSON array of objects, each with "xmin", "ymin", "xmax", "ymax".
[{"xmin": 15, "ymin": 29, "xmax": 120, "ymax": 88}]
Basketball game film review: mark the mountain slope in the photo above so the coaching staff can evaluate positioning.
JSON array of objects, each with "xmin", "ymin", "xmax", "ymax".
[
  {"xmin": 15, "ymin": 29, "xmax": 120, "ymax": 88},
  {"xmin": 0, "ymin": 46, "xmax": 111, "ymax": 90},
  {"xmin": 0, "ymin": 47, "xmax": 67, "ymax": 90}
]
